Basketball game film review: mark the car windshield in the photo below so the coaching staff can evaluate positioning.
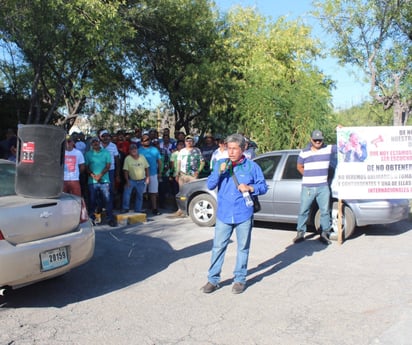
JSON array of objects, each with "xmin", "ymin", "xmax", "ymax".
[{"xmin": 0, "ymin": 162, "xmax": 16, "ymax": 196}]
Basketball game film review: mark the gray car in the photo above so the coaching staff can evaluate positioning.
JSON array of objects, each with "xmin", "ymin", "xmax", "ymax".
[
  {"xmin": 0, "ymin": 159, "xmax": 95, "ymax": 292},
  {"xmin": 176, "ymin": 150, "xmax": 410, "ymax": 240}
]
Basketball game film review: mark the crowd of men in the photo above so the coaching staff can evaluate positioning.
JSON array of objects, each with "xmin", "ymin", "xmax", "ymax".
[{"xmin": 64, "ymin": 128, "xmax": 257, "ymax": 226}]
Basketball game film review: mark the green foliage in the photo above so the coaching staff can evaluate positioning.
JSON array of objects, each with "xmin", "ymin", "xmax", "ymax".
[
  {"xmin": 0, "ymin": 0, "xmax": 334, "ymax": 150},
  {"xmin": 221, "ymin": 8, "xmax": 333, "ymax": 151},
  {"xmin": 125, "ymin": 0, "xmax": 234, "ymax": 135},
  {"xmin": 314, "ymin": 0, "xmax": 412, "ymax": 126},
  {"xmin": 334, "ymin": 101, "xmax": 393, "ymax": 127},
  {"xmin": 0, "ymin": 88, "xmax": 30, "ymax": 131},
  {"xmin": 0, "ymin": 0, "xmax": 132, "ymax": 126}
]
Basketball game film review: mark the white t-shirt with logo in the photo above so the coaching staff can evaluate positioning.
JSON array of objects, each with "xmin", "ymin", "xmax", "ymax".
[{"xmin": 64, "ymin": 148, "xmax": 85, "ymax": 181}]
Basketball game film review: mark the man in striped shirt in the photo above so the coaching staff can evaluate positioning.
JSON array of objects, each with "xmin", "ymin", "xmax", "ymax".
[{"xmin": 294, "ymin": 129, "xmax": 337, "ymax": 245}]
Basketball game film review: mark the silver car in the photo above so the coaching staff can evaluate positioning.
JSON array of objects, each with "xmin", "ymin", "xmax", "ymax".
[
  {"xmin": 0, "ymin": 159, "xmax": 95, "ymax": 292},
  {"xmin": 176, "ymin": 150, "xmax": 410, "ymax": 240}
]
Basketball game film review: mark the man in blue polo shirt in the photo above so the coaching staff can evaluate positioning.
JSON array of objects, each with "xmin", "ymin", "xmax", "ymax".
[{"xmin": 294, "ymin": 129, "xmax": 337, "ymax": 245}]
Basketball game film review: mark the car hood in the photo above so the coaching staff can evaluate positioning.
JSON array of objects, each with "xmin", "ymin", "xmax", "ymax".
[{"xmin": 0, "ymin": 193, "xmax": 82, "ymax": 245}]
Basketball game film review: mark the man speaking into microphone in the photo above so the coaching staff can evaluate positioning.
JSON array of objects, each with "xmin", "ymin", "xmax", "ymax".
[{"xmin": 201, "ymin": 133, "xmax": 267, "ymax": 295}]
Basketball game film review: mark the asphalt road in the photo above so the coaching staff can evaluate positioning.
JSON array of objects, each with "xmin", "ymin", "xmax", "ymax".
[{"xmin": 1, "ymin": 210, "xmax": 412, "ymax": 345}]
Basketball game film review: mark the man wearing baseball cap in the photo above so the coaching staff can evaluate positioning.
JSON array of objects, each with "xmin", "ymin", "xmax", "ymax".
[
  {"xmin": 293, "ymin": 129, "xmax": 337, "ymax": 245},
  {"xmin": 85, "ymin": 136, "xmax": 117, "ymax": 227}
]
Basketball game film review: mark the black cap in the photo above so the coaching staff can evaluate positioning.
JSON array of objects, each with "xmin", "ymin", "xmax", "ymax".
[{"xmin": 311, "ymin": 130, "xmax": 324, "ymax": 140}]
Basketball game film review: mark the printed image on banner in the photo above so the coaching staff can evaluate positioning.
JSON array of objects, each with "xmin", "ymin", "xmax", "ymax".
[{"xmin": 334, "ymin": 126, "xmax": 412, "ymax": 199}]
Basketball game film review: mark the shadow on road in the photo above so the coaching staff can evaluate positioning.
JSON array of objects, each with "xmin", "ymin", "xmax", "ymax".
[
  {"xmin": 246, "ymin": 232, "xmax": 327, "ymax": 288},
  {"xmin": 218, "ymin": 230, "xmax": 328, "ymax": 289},
  {"xmin": 3, "ymin": 224, "xmax": 212, "ymax": 308},
  {"xmin": 350, "ymin": 219, "xmax": 412, "ymax": 239},
  {"xmin": 255, "ymin": 219, "xmax": 412, "ymax": 242},
  {"xmin": 240, "ymin": 221, "xmax": 412, "ymax": 286},
  {"xmin": 233, "ymin": 219, "xmax": 411, "ymax": 290}
]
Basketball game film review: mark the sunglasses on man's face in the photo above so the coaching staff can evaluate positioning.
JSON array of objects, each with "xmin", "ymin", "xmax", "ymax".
[{"xmin": 313, "ymin": 139, "xmax": 323, "ymax": 143}]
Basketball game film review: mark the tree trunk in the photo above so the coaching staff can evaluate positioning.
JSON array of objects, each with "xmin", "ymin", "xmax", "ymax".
[{"xmin": 393, "ymin": 100, "xmax": 404, "ymax": 126}]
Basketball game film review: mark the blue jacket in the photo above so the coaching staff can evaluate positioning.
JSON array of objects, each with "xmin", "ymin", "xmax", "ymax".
[{"xmin": 207, "ymin": 157, "xmax": 267, "ymax": 224}]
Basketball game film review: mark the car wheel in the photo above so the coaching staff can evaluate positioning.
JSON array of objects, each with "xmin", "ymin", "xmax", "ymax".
[
  {"xmin": 314, "ymin": 202, "xmax": 356, "ymax": 240},
  {"xmin": 188, "ymin": 194, "xmax": 216, "ymax": 227}
]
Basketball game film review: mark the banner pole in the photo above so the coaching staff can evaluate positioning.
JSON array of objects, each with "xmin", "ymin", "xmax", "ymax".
[{"xmin": 337, "ymin": 199, "xmax": 343, "ymax": 244}]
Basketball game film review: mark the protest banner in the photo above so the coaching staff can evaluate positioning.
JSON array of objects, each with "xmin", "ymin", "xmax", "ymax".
[{"xmin": 334, "ymin": 126, "xmax": 412, "ymax": 199}]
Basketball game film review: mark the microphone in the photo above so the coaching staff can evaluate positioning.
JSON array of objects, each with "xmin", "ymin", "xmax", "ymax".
[{"xmin": 220, "ymin": 160, "xmax": 232, "ymax": 174}]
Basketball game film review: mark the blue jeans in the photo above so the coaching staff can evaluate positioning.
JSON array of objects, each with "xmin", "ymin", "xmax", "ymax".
[
  {"xmin": 122, "ymin": 179, "xmax": 145, "ymax": 212},
  {"xmin": 96, "ymin": 170, "xmax": 115, "ymax": 211},
  {"xmin": 208, "ymin": 217, "xmax": 253, "ymax": 285},
  {"xmin": 88, "ymin": 183, "xmax": 114, "ymax": 221},
  {"xmin": 109, "ymin": 169, "xmax": 115, "ymax": 207},
  {"xmin": 296, "ymin": 185, "xmax": 331, "ymax": 233}
]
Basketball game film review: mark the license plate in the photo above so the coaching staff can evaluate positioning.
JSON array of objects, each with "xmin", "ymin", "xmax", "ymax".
[{"xmin": 40, "ymin": 246, "xmax": 69, "ymax": 271}]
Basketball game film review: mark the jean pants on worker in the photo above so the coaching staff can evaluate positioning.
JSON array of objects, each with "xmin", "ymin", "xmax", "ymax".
[
  {"xmin": 296, "ymin": 185, "xmax": 331, "ymax": 233},
  {"xmin": 122, "ymin": 179, "xmax": 146, "ymax": 212},
  {"xmin": 88, "ymin": 182, "xmax": 114, "ymax": 221},
  {"xmin": 108, "ymin": 169, "xmax": 115, "ymax": 207},
  {"xmin": 207, "ymin": 217, "xmax": 253, "ymax": 285}
]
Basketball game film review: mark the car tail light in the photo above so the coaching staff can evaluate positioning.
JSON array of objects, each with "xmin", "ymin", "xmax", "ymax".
[
  {"xmin": 80, "ymin": 198, "xmax": 89, "ymax": 223},
  {"xmin": 0, "ymin": 230, "xmax": 4, "ymax": 240}
]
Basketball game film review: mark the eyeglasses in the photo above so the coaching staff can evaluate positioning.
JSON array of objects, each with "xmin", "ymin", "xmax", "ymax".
[
  {"xmin": 313, "ymin": 139, "xmax": 323, "ymax": 143},
  {"xmin": 142, "ymin": 139, "xmax": 150, "ymax": 142}
]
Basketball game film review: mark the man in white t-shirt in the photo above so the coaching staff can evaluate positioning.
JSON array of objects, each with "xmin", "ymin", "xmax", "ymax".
[{"xmin": 64, "ymin": 136, "xmax": 85, "ymax": 196}]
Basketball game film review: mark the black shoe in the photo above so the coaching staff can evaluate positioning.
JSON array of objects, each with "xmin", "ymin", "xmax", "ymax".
[
  {"xmin": 201, "ymin": 282, "xmax": 219, "ymax": 294},
  {"xmin": 108, "ymin": 220, "xmax": 117, "ymax": 227},
  {"xmin": 152, "ymin": 209, "xmax": 161, "ymax": 216},
  {"xmin": 120, "ymin": 209, "xmax": 129, "ymax": 214},
  {"xmin": 232, "ymin": 282, "xmax": 245, "ymax": 294},
  {"xmin": 293, "ymin": 232, "xmax": 305, "ymax": 243},
  {"xmin": 319, "ymin": 232, "xmax": 332, "ymax": 245}
]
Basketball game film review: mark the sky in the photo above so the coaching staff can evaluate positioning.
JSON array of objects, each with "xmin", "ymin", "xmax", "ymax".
[{"xmin": 215, "ymin": 0, "xmax": 370, "ymax": 110}]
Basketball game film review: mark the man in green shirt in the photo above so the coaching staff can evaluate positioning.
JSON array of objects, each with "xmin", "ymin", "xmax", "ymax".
[{"xmin": 85, "ymin": 137, "xmax": 117, "ymax": 227}]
